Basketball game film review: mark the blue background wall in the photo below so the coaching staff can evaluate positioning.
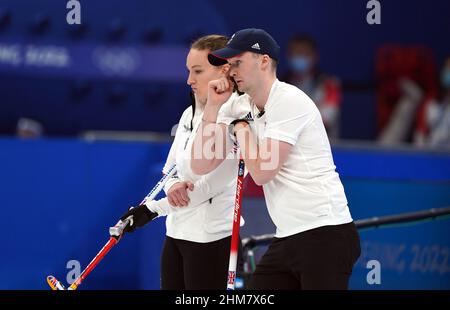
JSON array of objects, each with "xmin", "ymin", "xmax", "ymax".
[
  {"xmin": 1, "ymin": 0, "xmax": 449, "ymax": 139},
  {"xmin": 1, "ymin": 138, "xmax": 449, "ymax": 289}
]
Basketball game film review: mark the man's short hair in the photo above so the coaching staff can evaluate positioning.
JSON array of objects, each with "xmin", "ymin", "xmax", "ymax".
[{"xmin": 252, "ymin": 52, "xmax": 278, "ymax": 71}]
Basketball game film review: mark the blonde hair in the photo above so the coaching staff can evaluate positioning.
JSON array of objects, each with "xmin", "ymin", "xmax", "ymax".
[
  {"xmin": 252, "ymin": 52, "xmax": 278, "ymax": 72},
  {"xmin": 191, "ymin": 34, "xmax": 229, "ymax": 52}
]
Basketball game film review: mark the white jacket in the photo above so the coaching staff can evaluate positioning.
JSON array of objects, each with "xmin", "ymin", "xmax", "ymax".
[{"xmin": 147, "ymin": 93, "xmax": 245, "ymax": 243}]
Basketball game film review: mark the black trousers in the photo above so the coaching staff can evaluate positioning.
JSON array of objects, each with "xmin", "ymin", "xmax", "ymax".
[
  {"xmin": 161, "ymin": 235, "xmax": 242, "ymax": 290},
  {"xmin": 247, "ymin": 222, "xmax": 361, "ymax": 290}
]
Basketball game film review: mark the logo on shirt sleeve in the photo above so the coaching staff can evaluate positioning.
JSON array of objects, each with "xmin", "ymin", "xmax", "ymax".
[{"xmin": 243, "ymin": 112, "xmax": 254, "ymax": 121}]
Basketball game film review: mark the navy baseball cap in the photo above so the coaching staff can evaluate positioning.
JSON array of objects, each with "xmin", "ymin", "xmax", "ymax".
[{"xmin": 208, "ymin": 28, "xmax": 280, "ymax": 66}]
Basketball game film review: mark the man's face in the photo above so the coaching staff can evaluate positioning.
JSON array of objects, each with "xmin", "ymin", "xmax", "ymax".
[
  {"xmin": 186, "ymin": 48, "xmax": 223, "ymax": 104},
  {"xmin": 227, "ymin": 52, "xmax": 261, "ymax": 94}
]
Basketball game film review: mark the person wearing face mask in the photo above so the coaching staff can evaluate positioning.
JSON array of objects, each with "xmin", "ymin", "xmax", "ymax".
[
  {"xmin": 118, "ymin": 35, "xmax": 245, "ymax": 289},
  {"xmin": 415, "ymin": 56, "xmax": 450, "ymax": 148},
  {"xmin": 283, "ymin": 34, "xmax": 342, "ymax": 140}
]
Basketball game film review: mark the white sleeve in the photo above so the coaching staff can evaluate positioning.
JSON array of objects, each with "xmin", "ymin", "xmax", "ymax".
[
  {"xmin": 217, "ymin": 99, "xmax": 235, "ymax": 126},
  {"xmin": 148, "ymin": 155, "xmax": 240, "ymax": 216},
  {"xmin": 217, "ymin": 94, "xmax": 252, "ymax": 125},
  {"xmin": 264, "ymin": 93, "xmax": 316, "ymax": 145}
]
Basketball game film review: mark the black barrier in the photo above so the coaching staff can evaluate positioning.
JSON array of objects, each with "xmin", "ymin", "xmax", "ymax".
[
  {"xmin": 238, "ymin": 206, "xmax": 450, "ymax": 283},
  {"xmin": 242, "ymin": 206, "xmax": 450, "ymax": 250}
]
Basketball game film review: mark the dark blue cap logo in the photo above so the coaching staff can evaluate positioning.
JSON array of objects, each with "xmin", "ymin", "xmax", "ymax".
[{"xmin": 208, "ymin": 28, "xmax": 280, "ymax": 66}]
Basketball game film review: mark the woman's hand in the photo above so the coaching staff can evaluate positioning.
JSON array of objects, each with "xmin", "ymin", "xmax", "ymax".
[{"xmin": 167, "ymin": 181, "xmax": 194, "ymax": 207}]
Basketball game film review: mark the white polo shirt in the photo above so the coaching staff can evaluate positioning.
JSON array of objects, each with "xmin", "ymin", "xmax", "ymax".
[
  {"xmin": 146, "ymin": 93, "xmax": 245, "ymax": 243},
  {"xmin": 217, "ymin": 79, "xmax": 353, "ymax": 238}
]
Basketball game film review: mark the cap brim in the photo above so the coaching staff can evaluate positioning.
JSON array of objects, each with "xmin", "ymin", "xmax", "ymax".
[{"xmin": 208, "ymin": 47, "xmax": 243, "ymax": 66}]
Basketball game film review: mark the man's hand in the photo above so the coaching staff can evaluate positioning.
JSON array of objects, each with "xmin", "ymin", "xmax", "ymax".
[
  {"xmin": 167, "ymin": 181, "xmax": 194, "ymax": 207},
  {"xmin": 207, "ymin": 77, "xmax": 233, "ymax": 107}
]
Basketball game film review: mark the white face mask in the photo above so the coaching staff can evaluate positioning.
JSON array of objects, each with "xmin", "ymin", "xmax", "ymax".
[
  {"xmin": 289, "ymin": 56, "xmax": 312, "ymax": 74},
  {"xmin": 441, "ymin": 69, "xmax": 450, "ymax": 89}
]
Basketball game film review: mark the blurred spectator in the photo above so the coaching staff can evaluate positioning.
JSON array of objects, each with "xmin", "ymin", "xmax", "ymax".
[
  {"xmin": 414, "ymin": 56, "xmax": 450, "ymax": 149},
  {"xmin": 377, "ymin": 78, "xmax": 424, "ymax": 145},
  {"xmin": 283, "ymin": 34, "xmax": 342, "ymax": 139},
  {"xmin": 16, "ymin": 118, "xmax": 44, "ymax": 138},
  {"xmin": 376, "ymin": 45, "xmax": 438, "ymax": 146}
]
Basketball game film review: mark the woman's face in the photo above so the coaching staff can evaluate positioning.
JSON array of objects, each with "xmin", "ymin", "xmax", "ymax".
[{"xmin": 186, "ymin": 48, "xmax": 226, "ymax": 104}]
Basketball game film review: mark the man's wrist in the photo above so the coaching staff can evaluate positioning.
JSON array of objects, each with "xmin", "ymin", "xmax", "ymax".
[{"xmin": 203, "ymin": 104, "xmax": 221, "ymax": 122}]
